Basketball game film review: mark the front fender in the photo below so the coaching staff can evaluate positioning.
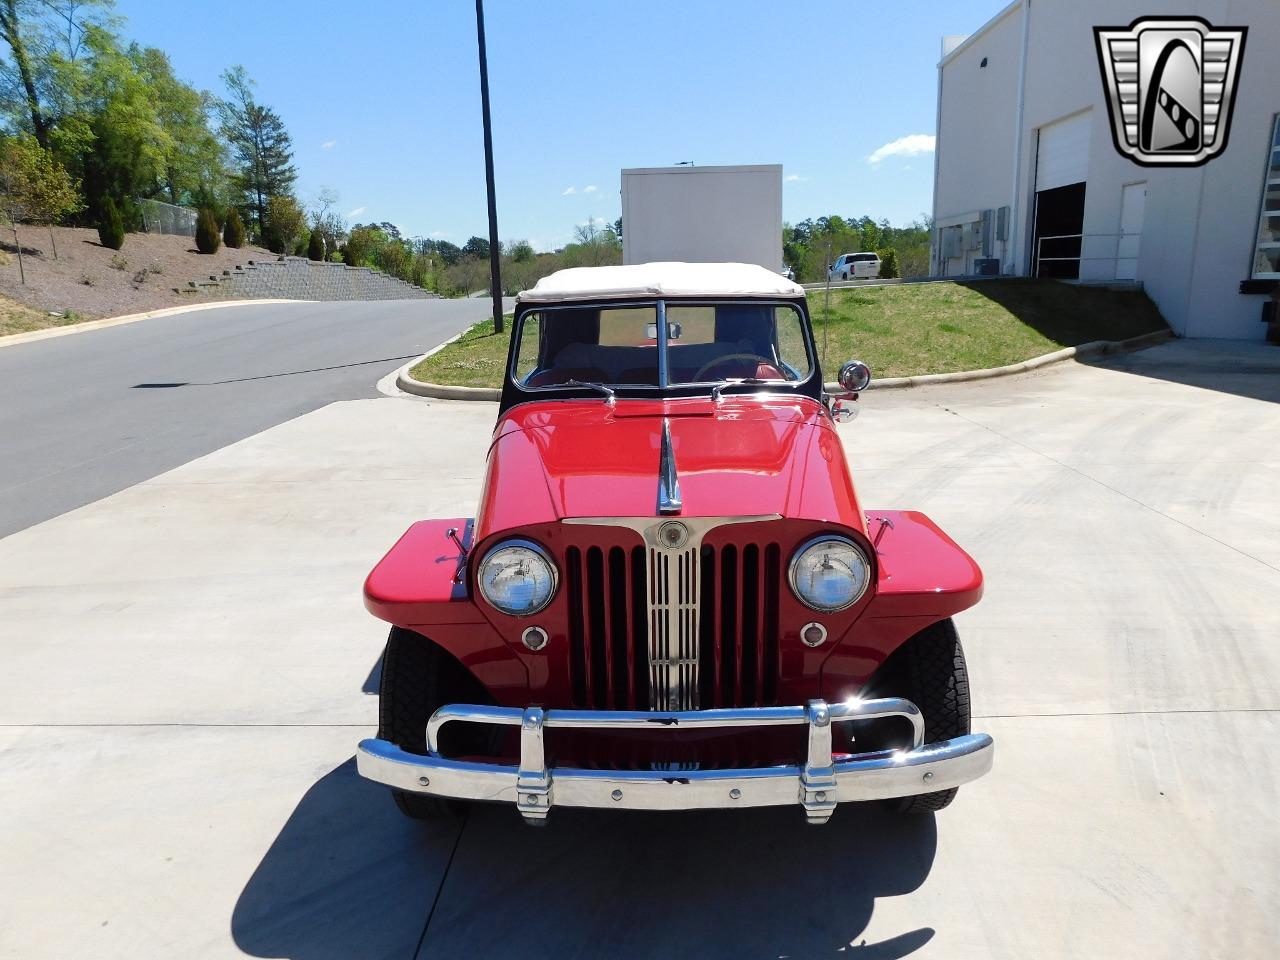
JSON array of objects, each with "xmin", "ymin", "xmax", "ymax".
[
  {"xmin": 363, "ymin": 519, "xmax": 531, "ymax": 705},
  {"xmin": 820, "ymin": 510, "xmax": 982, "ymax": 701}
]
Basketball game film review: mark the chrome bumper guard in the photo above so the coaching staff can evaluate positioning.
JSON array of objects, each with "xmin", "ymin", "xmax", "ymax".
[{"xmin": 356, "ymin": 698, "xmax": 994, "ymax": 824}]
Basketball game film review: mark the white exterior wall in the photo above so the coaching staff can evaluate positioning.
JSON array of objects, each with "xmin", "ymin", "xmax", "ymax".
[
  {"xmin": 621, "ymin": 165, "xmax": 783, "ymax": 270},
  {"xmin": 933, "ymin": 3, "xmax": 1022, "ymax": 277},
  {"xmin": 935, "ymin": 0, "xmax": 1280, "ymax": 339}
]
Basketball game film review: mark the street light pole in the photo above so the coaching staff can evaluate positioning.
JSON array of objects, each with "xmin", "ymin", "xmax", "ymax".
[{"xmin": 475, "ymin": 0, "xmax": 504, "ymax": 334}]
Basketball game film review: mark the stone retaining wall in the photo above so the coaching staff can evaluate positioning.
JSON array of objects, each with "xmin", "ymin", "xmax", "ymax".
[{"xmin": 177, "ymin": 256, "xmax": 436, "ymax": 301}]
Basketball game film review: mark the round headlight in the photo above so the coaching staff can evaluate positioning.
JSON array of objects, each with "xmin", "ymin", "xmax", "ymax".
[
  {"xmin": 788, "ymin": 536, "xmax": 870, "ymax": 612},
  {"xmin": 476, "ymin": 540, "xmax": 558, "ymax": 616}
]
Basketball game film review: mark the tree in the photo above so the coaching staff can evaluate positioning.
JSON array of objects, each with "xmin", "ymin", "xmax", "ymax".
[
  {"xmin": 195, "ymin": 205, "xmax": 220, "ymax": 253},
  {"xmin": 0, "ymin": 134, "xmax": 82, "ymax": 271},
  {"xmin": 218, "ymin": 65, "xmax": 295, "ymax": 240},
  {"xmin": 430, "ymin": 238, "xmax": 461, "ymax": 266},
  {"xmin": 306, "ymin": 227, "xmax": 323, "ymax": 261},
  {"xmin": 877, "ymin": 248, "xmax": 900, "ymax": 279},
  {"xmin": 566, "ymin": 218, "xmax": 621, "ymax": 267},
  {"xmin": 222, "ymin": 206, "xmax": 244, "ymax": 247},
  {"xmin": 135, "ymin": 46, "xmax": 228, "ymax": 207},
  {"xmin": 263, "ymin": 193, "xmax": 303, "ymax": 254},
  {"xmin": 462, "ymin": 235, "xmax": 489, "ymax": 260},
  {"xmin": 506, "ymin": 238, "xmax": 533, "ymax": 262},
  {"xmin": 96, "ymin": 193, "xmax": 122, "ymax": 248},
  {"xmin": 0, "ymin": 0, "xmax": 53, "ymax": 148}
]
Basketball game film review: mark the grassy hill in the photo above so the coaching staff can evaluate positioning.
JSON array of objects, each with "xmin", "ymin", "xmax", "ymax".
[{"xmin": 410, "ymin": 279, "xmax": 1169, "ymax": 388}]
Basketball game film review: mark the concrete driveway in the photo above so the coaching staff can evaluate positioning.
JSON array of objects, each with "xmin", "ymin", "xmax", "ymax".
[{"xmin": 1, "ymin": 339, "xmax": 1276, "ymax": 959}]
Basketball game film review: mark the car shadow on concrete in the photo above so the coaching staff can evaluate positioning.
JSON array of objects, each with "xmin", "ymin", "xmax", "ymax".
[{"xmin": 233, "ymin": 760, "xmax": 939, "ymax": 960}]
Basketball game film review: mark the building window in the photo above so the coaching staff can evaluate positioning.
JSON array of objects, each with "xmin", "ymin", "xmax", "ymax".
[{"xmin": 1254, "ymin": 114, "xmax": 1280, "ymax": 279}]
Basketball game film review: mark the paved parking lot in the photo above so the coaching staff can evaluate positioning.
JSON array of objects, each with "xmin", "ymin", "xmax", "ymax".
[{"xmin": 1, "ymin": 339, "xmax": 1277, "ymax": 958}]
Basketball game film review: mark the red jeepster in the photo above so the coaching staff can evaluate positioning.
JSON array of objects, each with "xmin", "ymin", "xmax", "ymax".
[{"xmin": 358, "ymin": 263, "xmax": 993, "ymax": 824}]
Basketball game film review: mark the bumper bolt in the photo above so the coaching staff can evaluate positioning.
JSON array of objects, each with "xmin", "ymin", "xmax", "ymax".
[
  {"xmin": 418, "ymin": 776, "xmax": 430, "ymax": 787},
  {"xmin": 729, "ymin": 788, "xmax": 742, "ymax": 800},
  {"xmin": 611, "ymin": 789, "xmax": 623, "ymax": 802},
  {"xmin": 923, "ymin": 772, "xmax": 934, "ymax": 783},
  {"xmin": 815, "ymin": 791, "xmax": 827, "ymax": 803}
]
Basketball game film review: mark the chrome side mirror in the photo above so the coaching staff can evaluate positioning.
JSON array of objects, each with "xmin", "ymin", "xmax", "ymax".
[{"xmin": 838, "ymin": 360, "xmax": 872, "ymax": 393}]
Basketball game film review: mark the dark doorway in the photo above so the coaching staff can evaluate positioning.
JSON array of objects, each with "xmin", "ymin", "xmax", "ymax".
[{"xmin": 1032, "ymin": 182, "xmax": 1086, "ymax": 279}]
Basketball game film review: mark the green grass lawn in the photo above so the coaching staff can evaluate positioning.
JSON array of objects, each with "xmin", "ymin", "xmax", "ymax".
[
  {"xmin": 409, "ymin": 280, "xmax": 1168, "ymax": 388},
  {"xmin": 410, "ymin": 314, "xmax": 514, "ymax": 388}
]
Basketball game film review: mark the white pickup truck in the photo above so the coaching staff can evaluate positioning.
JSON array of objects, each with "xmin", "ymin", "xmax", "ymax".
[{"xmin": 828, "ymin": 252, "xmax": 882, "ymax": 281}]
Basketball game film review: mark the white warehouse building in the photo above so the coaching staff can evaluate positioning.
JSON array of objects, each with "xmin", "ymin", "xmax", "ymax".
[{"xmin": 931, "ymin": 0, "xmax": 1279, "ymax": 339}]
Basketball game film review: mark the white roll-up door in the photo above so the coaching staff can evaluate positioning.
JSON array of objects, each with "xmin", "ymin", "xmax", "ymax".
[{"xmin": 1036, "ymin": 111, "xmax": 1092, "ymax": 191}]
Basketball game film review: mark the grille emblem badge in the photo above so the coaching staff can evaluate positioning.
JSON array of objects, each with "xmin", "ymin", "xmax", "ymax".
[{"xmin": 657, "ymin": 520, "xmax": 688, "ymax": 549}]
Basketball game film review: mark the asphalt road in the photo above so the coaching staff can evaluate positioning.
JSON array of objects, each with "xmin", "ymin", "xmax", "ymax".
[{"xmin": 0, "ymin": 298, "xmax": 505, "ymax": 538}]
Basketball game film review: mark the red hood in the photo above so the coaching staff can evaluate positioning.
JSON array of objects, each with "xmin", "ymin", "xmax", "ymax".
[{"xmin": 475, "ymin": 396, "xmax": 865, "ymax": 540}]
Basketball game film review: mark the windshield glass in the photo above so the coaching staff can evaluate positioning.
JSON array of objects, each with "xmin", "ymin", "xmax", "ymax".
[{"xmin": 512, "ymin": 301, "xmax": 813, "ymax": 390}]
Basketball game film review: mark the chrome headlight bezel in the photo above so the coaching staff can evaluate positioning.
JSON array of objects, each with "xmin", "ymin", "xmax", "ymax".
[
  {"xmin": 476, "ymin": 538, "xmax": 559, "ymax": 617},
  {"xmin": 787, "ymin": 535, "xmax": 872, "ymax": 612}
]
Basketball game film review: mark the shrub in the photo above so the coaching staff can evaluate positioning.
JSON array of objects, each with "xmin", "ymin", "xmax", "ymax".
[
  {"xmin": 97, "ymin": 197, "xmax": 124, "ymax": 250},
  {"xmin": 195, "ymin": 208, "xmax": 221, "ymax": 254},
  {"xmin": 109, "ymin": 254, "xmax": 128, "ymax": 271},
  {"xmin": 307, "ymin": 229, "xmax": 324, "ymax": 261},
  {"xmin": 223, "ymin": 208, "xmax": 246, "ymax": 248},
  {"xmin": 878, "ymin": 248, "xmax": 900, "ymax": 279}
]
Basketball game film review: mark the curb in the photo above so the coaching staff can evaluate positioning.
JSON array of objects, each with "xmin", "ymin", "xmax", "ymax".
[
  {"xmin": 0, "ymin": 298, "xmax": 302, "ymax": 349},
  {"xmin": 842, "ymin": 328, "xmax": 1174, "ymax": 391},
  {"xmin": 395, "ymin": 328, "xmax": 1176, "ymax": 402}
]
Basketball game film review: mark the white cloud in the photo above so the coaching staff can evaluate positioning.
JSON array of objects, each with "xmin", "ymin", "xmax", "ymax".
[
  {"xmin": 583, "ymin": 184, "xmax": 598, "ymax": 193},
  {"xmin": 322, "ymin": 139, "xmax": 337, "ymax": 150},
  {"xmin": 429, "ymin": 231, "xmax": 448, "ymax": 238},
  {"xmin": 867, "ymin": 134, "xmax": 936, "ymax": 165},
  {"xmin": 562, "ymin": 186, "xmax": 576, "ymax": 195},
  {"xmin": 346, "ymin": 206, "xmax": 366, "ymax": 218},
  {"xmin": 784, "ymin": 174, "xmax": 806, "ymax": 182}
]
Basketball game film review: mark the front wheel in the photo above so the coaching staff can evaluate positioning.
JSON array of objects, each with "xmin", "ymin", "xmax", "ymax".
[
  {"xmin": 377, "ymin": 627, "xmax": 486, "ymax": 820},
  {"xmin": 881, "ymin": 618, "xmax": 972, "ymax": 814}
]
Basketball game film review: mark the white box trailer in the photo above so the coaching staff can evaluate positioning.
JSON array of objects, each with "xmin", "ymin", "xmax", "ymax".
[{"xmin": 621, "ymin": 164, "xmax": 783, "ymax": 270}]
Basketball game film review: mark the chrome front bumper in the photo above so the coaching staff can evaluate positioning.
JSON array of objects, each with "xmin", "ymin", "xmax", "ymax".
[{"xmin": 356, "ymin": 698, "xmax": 994, "ymax": 824}]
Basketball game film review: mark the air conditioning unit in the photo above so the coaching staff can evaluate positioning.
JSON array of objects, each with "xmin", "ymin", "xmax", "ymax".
[{"xmin": 974, "ymin": 258, "xmax": 1001, "ymax": 276}]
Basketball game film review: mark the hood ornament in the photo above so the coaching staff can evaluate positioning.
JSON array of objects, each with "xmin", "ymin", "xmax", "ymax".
[{"xmin": 657, "ymin": 419, "xmax": 683, "ymax": 515}]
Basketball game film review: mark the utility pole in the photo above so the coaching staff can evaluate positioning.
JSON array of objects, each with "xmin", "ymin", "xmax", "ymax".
[{"xmin": 475, "ymin": 0, "xmax": 504, "ymax": 333}]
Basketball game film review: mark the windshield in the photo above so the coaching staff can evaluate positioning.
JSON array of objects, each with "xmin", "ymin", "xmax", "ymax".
[{"xmin": 512, "ymin": 301, "xmax": 814, "ymax": 391}]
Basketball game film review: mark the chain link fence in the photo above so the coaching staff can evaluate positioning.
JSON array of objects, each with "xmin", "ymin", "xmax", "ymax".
[{"xmin": 138, "ymin": 198, "xmax": 197, "ymax": 238}]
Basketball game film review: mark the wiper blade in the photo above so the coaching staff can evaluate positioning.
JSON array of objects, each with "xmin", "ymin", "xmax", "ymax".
[
  {"xmin": 565, "ymin": 379, "xmax": 616, "ymax": 404},
  {"xmin": 711, "ymin": 378, "xmax": 767, "ymax": 402}
]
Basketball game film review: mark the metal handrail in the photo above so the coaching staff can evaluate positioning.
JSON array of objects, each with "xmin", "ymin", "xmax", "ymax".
[{"xmin": 1035, "ymin": 232, "xmax": 1139, "ymax": 278}]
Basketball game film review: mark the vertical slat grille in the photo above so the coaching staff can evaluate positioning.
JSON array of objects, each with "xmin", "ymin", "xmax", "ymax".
[{"xmin": 566, "ymin": 535, "xmax": 780, "ymax": 710}]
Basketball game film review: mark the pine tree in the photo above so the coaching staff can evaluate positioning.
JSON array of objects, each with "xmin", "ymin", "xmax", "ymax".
[
  {"xmin": 218, "ymin": 67, "xmax": 296, "ymax": 241},
  {"xmin": 223, "ymin": 207, "xmax": 245, "ymax": 248},
  {"xmin": 97, "ymin": 196, "xmax": 124, "ymax": 250},
  {"xmin": 307, "ymin": 227, "xmax": 324, "ymax": 261},
  {"xmin": 195, "ymin": 206, "xmax": 221, "ymax": 254}
]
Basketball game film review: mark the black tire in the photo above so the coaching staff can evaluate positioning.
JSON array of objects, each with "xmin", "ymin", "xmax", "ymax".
[
  {"xmin": 377, "ymin": 627, "xmax": 481, "ymax": 820},
  {"xmin": 882, "ymin": 618, "xmax": 971, "ymax": 814}
]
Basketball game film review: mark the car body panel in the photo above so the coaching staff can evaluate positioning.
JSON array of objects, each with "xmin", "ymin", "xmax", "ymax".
[{"xmin": 476, "ymin": 395, "xmax": 864, "ymax": 539}]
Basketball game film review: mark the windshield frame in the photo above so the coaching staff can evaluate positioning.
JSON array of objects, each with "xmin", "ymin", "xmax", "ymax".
[{"xmin": 499, "ymin": 295, "xmax": 822, "ymax": 413}]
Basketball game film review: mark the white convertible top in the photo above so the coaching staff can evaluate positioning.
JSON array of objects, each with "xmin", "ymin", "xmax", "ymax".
[{"xmin": 518, "ymin": 262, "xmax": 805, "ymax": 303}]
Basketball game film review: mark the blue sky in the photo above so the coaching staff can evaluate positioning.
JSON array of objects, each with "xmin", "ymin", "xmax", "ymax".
[{"xmin": 114, "ymin": 0, "xmax": 1003, "ymax": 250}]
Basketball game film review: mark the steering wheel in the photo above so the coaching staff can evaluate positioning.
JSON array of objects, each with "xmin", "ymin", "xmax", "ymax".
[{"xmin": 693, "ymin": 353, "xmax": 776, "ymax": 382}]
